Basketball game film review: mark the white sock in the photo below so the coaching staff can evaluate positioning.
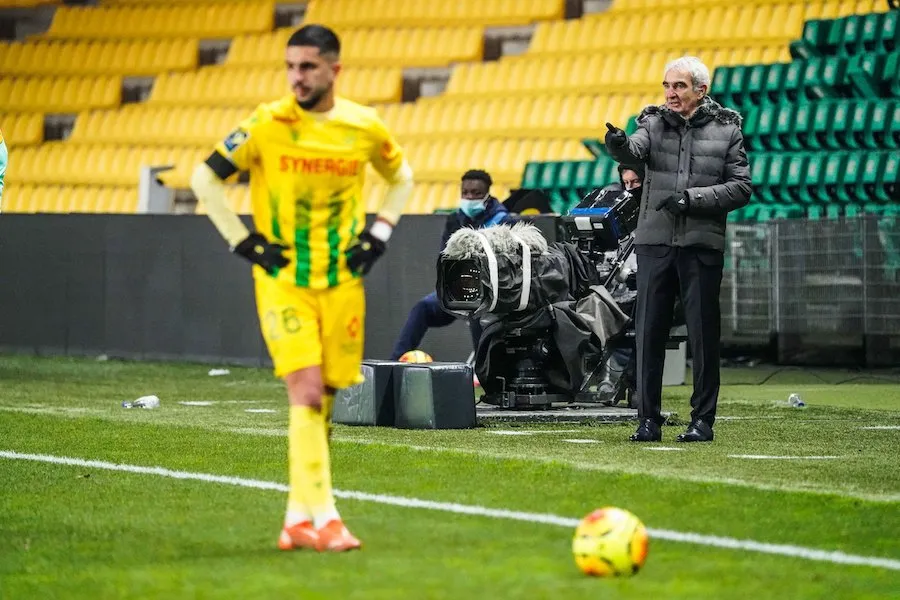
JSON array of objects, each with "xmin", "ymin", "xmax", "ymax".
[
  {"xmin": 285, "ymin": 508, "xmax": 313, "ymax": 527},
  {"xmin": 313, "ymin": 507, "xmax": 341, "ymax": 529}
]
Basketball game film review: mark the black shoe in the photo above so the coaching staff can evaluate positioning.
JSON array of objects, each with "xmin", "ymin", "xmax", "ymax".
[
  {"xmin": 630, "ymin": 418, "xmax": 662, "ymax": 442},
  {"xmin": 676, "ymin": 419, "xmax": 714, "ymax": 442}
]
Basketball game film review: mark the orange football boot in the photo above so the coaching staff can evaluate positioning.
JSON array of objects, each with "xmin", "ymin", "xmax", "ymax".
[
  {"xmin": 316, "ymin": 520, "xmax": 362, "ymax": 552},
  {"xmin": 277, "ymin": 521, "xmax": 320, "ymax": 551}
]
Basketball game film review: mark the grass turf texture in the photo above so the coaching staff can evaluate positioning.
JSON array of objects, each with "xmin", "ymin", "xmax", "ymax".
[{"xmin": 1, "ymin": 355, "xmax": 898, "ymax": 599}]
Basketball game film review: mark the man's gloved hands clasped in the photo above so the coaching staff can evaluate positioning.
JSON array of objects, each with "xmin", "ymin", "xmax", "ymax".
[
  {"xmin": 605, "ymin": 122, "xmax": 627, "ymax": 149},
  {"xmin": 346, "ymin": 227, "xmax": 388, "ymax": 276},
  {"xmin": 233, "ymin": 232, "xmax": 290, "ymax": 275},
  {"xmin": 655, "ymin": 193, "xmax": 690, "ymax": 216}
]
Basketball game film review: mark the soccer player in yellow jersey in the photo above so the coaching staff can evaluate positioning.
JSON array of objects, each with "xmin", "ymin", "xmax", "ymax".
[{"xmin": 189, "ymin": 24, "xmax": 413, "ymax": 552}]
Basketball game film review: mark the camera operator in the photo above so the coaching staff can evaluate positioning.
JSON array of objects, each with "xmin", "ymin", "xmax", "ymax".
[
  {"xmin": 605, "ymin": 56, "xmax": 752, "ymax": 443},
  {"xmin": 389, "ymin": 169, "xmax": 516, "ymax": 361}
]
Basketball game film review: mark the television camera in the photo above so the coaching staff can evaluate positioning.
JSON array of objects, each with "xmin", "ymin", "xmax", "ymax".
[{"xmin": 436, "ymin": 187, "xmax": 643, "ymax": 409}]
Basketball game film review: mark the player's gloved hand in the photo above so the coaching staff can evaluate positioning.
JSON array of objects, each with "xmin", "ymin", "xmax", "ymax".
[
  {"xmin": 655, "ymin": 193, "xmax": 690, "ymax": 216},
  {"xmin": 346, "ymin": 229, "xmax": 387, "ymax": 276},
  {"xmin": 232, "ymin": 232, "xmax": 289, "ymax": 275},
  {"xmin": 605, "ymin": 122, "xmax": 627, "ymax": 149}
]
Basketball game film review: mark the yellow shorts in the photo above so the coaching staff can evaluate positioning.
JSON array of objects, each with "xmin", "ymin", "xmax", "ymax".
[{"xmin": 254, "ymin": 275, "xmax": 365, "ymax": 389}]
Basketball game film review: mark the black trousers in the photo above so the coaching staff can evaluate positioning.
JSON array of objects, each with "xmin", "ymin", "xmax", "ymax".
[{"xmin": 634, "ymin": 244, "xmax": 724, "ymax": 427}]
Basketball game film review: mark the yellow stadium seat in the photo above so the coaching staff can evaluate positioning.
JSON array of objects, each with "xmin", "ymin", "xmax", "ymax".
[
  {"xmin": 42, "ymin": 2, "xmax": 273, "ymax": 39},
  {"xmin": 0, "ymin": 112, "xmax": 43, "ymax": 146}
]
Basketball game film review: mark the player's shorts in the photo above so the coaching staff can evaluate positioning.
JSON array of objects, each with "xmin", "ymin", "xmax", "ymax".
[{"xmin": 253, "ymin": 274, "xmax": 365, "ymax": 389}]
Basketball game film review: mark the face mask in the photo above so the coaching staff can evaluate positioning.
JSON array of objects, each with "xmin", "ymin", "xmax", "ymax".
[{"xmin": 460, "ymin": 195, "xmax": 487, "ymax": 218}]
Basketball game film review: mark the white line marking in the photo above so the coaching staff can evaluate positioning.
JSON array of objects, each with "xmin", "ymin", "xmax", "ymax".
[
  {"xmin": 487, "ymin": 429, "xmax": 582, "ymax": 436},
  {"xmin": 861, "ymin": 426, "xmax": 900, "ymax": 430},
  {"xmin": 179, "ymin": 401, "xmax": 215, "ymax": 407},
  {"xmin": 3, "ymin": 408, "xmax": 896, "ymax": 503},
  {"xmin": 644, "ymin": 447, "xmax": 685, "ymax": 452},
  {"xmin": 1, "ymin": 450, "xmax": 898, "ymax": 572},
  {"xmin": 728, "ymin": 455, "xmax": 842, "ymax": 460},
  {"xmin": 561, "ymin": 439, "xmax": 600, "ymax": 444},
  {"xmin": 244, "ymin": 409, "xmax": 277, "ymax": 414}
]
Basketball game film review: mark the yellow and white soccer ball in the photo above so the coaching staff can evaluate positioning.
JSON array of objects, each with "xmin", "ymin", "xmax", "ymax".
[
  {"xmin": 399, "ymin": 350, "xmax": 433, "ymax": 363},
  {"xmin": 572, "ymin": 507, "xmax": 649, "ymax": 577}
]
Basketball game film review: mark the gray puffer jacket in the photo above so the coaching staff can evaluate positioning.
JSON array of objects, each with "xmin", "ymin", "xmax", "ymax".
[{"xmin": 607, "ymin": 96, "xmax": 752, "ymax": 252}]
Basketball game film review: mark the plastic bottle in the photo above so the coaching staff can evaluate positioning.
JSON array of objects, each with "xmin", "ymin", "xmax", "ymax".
[
  {"xmin": 122, "ymin": 395, "xmax": 160, "ymax": 409},
  {"xmin": 788, "ymin": 393, "xmax": 805, "ymax": 408}
]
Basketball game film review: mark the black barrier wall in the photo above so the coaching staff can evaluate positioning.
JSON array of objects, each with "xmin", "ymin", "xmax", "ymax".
[{"xmin": 0, "ymin": 214, "xmax": 558, "ymax": 366}]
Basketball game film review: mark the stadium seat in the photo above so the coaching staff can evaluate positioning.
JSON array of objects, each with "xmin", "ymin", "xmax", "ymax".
[
  {"xmin": 41, "ymin": 2, "xmax": 274, "ymax": 39},
  {"xmin": 0, "ymin": 75, "xmax": 120, "ymax": 112},
  {"xmin": 304, "ymin": 0, "xmax": 564, "ymax": 28},
  {"xmin": 0, "ymin": 112, "xmax": 43, "ymax": 146},
  {"xmin": 148, "ymin": 65, "xmax": 402, "ymax": 106},
  {"xmin": 0, "ymin": 39, "xmax": 197, "ymax": 76}
]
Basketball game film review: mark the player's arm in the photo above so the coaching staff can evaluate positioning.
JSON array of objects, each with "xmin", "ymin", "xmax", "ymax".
[
  {"xmin": 190, "ymin": 121, "xmax": 288, "ymax": 274},
  {"xmin": 0, "ymin": 133, "xmax": 7, "ymax": 208},
  {"xmin": 346, "ymin": 116, "xmax": 414, "ymax": 275}
]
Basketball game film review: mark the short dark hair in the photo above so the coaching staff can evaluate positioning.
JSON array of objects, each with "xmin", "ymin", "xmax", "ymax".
[
  {"xmin": 461, "ymin": 169, "xmax": 492, "ymax": 188},
  {"xmin": 287, "ymin": 24, "xmax": 340, "ymax": 57},
  {"xmin": 618, "ymin": 163, "xmax": 644, "ymax": 183}
]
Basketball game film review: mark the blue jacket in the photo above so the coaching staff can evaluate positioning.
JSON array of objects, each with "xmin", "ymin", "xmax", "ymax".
[{"xmin": 439, "ymin": 196, "xmax": 516, "ymax": 252}]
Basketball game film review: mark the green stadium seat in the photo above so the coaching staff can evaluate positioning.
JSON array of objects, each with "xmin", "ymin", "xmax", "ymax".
[
  {"xmin": 858, "ymin": 152, "xmax": 884, "ymax": 204},
  {"xmin": 590, "ymin": 158, "xmax": 616, "ymax": 188},
  {"xmin": 806, "ymin": 205, "xmax": 824, "ymax": 220},
  {"xmin": 711, "ymin": 66, "xmax": 730, "ymax": 101},
  {"xmin": 624, "ymin": 116, "xmax": 638, "ymax": 136},
  {"xmin": 847, "ymin": 100, "xmax": 870, "ymax": 150},
  {"xmin": 881, "ymin": 10, "xmax": 898, "ymax": 54},
  {"xmin": 762, "ymin": 63, "xmax": 786, "ymax": 103},
  {"xmin": 573, "ymin": 160, "xmax": 593, "ymax": 192},
  {"xmin": 780, "ymin": 60, "xmax": 805, "ymax": 103},
  {"xmin": 876, "ymin": 152, "xmax": 898, "ymax": 204},
  {"xmin": 521, "ymin": 161, "xmax": 542, "ymax": 188},
  {"xmin": 825, "ymin": 204, "xmax": 842, "ymax": 220},
  {"xmin": 822, "ymin": 152, "xmax": 848, "ymax": 204},
  {"xmin": 887, "ymin": 101, "xmax": 900, "ymax": 148},
  {"xmin": 790, "ymin": 19, "xmax": 828, "ymax": 60},
  {"xmin": 745, "ymin": 64, "xmax": 768, "ymax": 104},
  {"xmin": 726, "ymin": 65, "xmax": 748, "ymax": 107},
  {"xmin": 538, "ymin": 161, "xmax": 560, "ymax": 190},
  {"xmin": 784, "ymin": 153, "xmax": 808, "ymax": 203},
  {"xmin": 755, "ymin": 104, "xmax": 779, "ymax": 151},
  {"xmin": 555, "ymin": 160, "xmax": 576, "ymax": 190},
  {"xmin": 825, "ymin": 101, "xmax": 852, "ymax": 150},
  {"xmin": 804, "ymin": 56, "xmax": 848, "ymax": 100},
  {"xmin": 809, "ymin": 102, "xmax": 833, "ymax": 150},
  {"xmin": 749, "ymin": 152, "xmax": 768, "ymax": 202},
  {"xmin": 883, "ymin": 53, "xmax": 900, "ymax": 98},
  {"xmin": 772, "ymin": 103, "xmax": 794, "ymax": 151},
  {"xmin": 785, "ymin": 102, "xmax": 811, "ymax": 151},
  {"xmin": 763, "ymin": 153, "xmax": 787, "ymax": 204},
  {"xmin": 741, "ymin": 105, "xmax": 760, "ymax": 150},
  {"xmin": 846, "ymin": 52, "xmax": 882, "ymax": 98},
  {"xmin": 844, "ymin": 204, "xmax": 861, "ymax": 219},
  {"xmin": 837, "ymin": 14, "xmax": 864, "ymax": 56},
  {"xmin": 840, "ymin": 151, "xmax": 865, "ymax": 204}
]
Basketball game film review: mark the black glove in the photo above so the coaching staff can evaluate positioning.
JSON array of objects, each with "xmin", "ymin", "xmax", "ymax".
[
  {"xmin": 605, "ymin": 122, "xmax": 627, "ymax": 149},
  {"xmin": 346, "ymin": 229, "xmax": 387, "ymax": 275},
  {"xmin": 655, "ymin": 193, "xmax": 690, "ymax": 216},
  {"xmin": 233, "ymin": 232, "xmax": 289, "ymax": 275}
]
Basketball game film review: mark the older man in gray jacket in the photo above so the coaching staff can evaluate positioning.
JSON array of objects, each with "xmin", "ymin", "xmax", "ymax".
[{"xmin": 605, "ymin": 56, "xmax": 752, "ymax": 443}]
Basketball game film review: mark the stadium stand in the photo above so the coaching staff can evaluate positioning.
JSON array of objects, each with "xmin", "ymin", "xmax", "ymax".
[{"xmin": 0, "ymin": 0, "xmax": 896, "ymax": 216}]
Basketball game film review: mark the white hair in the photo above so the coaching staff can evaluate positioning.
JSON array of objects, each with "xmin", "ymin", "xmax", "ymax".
[{"xmin": 664, "ymin": 56, "xmax": 710, "ymax": 91}]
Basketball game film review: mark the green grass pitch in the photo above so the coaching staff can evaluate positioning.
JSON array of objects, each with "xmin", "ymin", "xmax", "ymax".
[{"xmin": 1, "ymin": 354, "xmax": 898, "ymax": 599}]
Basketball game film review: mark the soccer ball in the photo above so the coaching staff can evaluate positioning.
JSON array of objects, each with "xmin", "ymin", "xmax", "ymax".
[
  {"xmin": 399, "ymin": 350, "xmax": 433, "ymax": 363},
  {"xmin": 572, "ymin": 507, "xmax": 649, "ymax": 577}
]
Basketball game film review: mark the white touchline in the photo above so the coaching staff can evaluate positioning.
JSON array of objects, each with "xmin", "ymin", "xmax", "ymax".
[
  {"xmin": 2, "ymin": 450, "xmax": 899, "ymax": 572},
  {"xmin": 728, "ymin": 455, "xmax": 842, "ymax": 460}
]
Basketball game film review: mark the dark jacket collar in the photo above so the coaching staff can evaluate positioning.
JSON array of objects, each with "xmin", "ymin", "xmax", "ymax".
[{"xmin": 637, "ymin": 96, "xmax": 743, "ymax": 130}]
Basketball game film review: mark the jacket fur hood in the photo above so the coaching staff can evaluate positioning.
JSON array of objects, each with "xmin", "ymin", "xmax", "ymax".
[{"xmin": 637, "ymin": 96, "xmax": 743, "ymax": 129}]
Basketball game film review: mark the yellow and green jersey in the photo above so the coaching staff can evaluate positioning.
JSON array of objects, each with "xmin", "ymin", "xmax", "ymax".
[{"xmin": 214, "ymin": 95, "xmax": 406, "ymax": 290}]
